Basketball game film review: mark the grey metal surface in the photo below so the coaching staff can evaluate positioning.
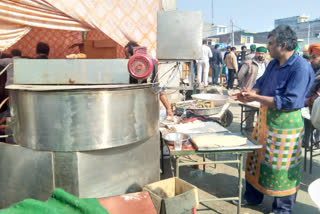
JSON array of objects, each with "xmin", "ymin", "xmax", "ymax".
[
  {"xmin": 157, "ymin": 11, "xmax": 203, "ymax": 60},
  {"xmin": 76, "ymin": 133, "xmax": 160, "ymax": 198},
  {"xmin": 0, "ymin": 143, "xmax": 54, "ymax": 208},
  {"xmin": 9, "ymin": 86, "xmax": 159, "ymax": 151},
  {"xmin": 0, "ymin": 133, "xmax": 160, "ymax": 208},
  {"xmin": 13, "ymin": 59, "xmax": 130, "ymax": 84},
  {"xmin": 54, "ymin": 152, "xmax": 79, "ymax": 196}
]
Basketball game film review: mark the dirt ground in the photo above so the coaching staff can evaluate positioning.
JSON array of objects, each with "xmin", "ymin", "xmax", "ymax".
[{"xmin": 162, "ymin": 85, "xmax": 320, "ymax": 214}]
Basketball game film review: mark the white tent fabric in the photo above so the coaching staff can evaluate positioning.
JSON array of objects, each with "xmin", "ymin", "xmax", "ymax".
[{"xmin": 0, "ymin": 0, "xmax": 160, "ymax": 55}]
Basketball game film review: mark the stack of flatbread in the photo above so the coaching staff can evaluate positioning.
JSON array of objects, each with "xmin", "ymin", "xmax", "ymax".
[
  {"xmin": 66, "ymin": 53, "xmax": 87, "ymax": 59},
  {"xmin": 190, "ymin": 134, "xmax": 247, "ymax": 150}
]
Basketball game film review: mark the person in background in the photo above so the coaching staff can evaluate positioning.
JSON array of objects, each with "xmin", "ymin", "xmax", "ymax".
[
  {"xmin": 238, "ymin": 47, "xmax": 269, "ymax": 89},
  {"xmin": 246, "ymin": 44, "xmax": 256, "ymax": 60},
  {"xmin": 225, "ymin": 47, "xmax": 238, "ymax": 89},
  {"xmin": 303, "ymin": 43, "xmax": 320, "ymax": 147},
  {"xmin": 223, "ymin": 46, "xmax": 232, "ymax": 84},
  {"xmin": 0, "ymin": 49, "xmax": 22, "ymax": 85},
  {"xmin": 124, "ymin": 41, "xmax": 174, "ymax": 120},
  {"xmin": 224, "ymin": 46, "xmax": 231, "ymax": 60},
  {"xmin": 36, "ymin": 42, "xmax": 50, "ymax": 59},
  {"xmin": 210, "ymin": 44, "xmax": 223, "ymax": 86},
  {"xmin": 233, "ymin": 25, "xmax": 314, "ymax": 214},
  {"xmin": 237, "ymin": 45, "xmax": 247, "ymax": 68},
  {"xmin": 196, "ymin": 39, "xmax": 212, "ymax": 88},
  {"xmin": 237, "ymin": 46, "xmax": 269, "ymax": 133}
]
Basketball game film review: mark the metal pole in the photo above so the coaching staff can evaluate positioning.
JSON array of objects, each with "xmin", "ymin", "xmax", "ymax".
[
  {"xmin": 237, "ymin": 154, "xmax": 243, "ymax": 214},
  {"xmin": 211, "ymin": 0, "xmax": 214, "ymax": 24},
  {"xmin": 175, "ymin": 156, "xmax": 180, "ymax": 177},
  {"xmin": 231, "ymin": 19, "xmax": 234, "ymax": 46},
  {"xmin": 307, "ymin": 24, "xmax": 310, "ymax": 45}
]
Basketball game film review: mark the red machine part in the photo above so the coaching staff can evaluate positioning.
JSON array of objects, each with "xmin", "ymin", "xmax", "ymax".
[
  {"xmin": 128, "ymin": 53, "xmax": 154, "ymax": 80},
  {"xmin": 128, "ymin": 47, "xmax": 155, "ymax": 80}
]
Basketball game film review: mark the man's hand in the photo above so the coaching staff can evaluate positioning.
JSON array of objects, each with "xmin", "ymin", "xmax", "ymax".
[
  {"xmin": 231, "ymin": 88, "xmax": 257, "ymax": 103},
  {"xmin": 242, "ymin": 89, "xmax": 258, "ymax": 102},
  {"xmin": 166, "ymin": 109, "xmax": 174, "ymax": 121}
]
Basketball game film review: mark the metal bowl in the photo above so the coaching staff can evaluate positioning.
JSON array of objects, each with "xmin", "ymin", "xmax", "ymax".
[
  {"xmin": 162, "ymin": 133, "xmax": 190, "ymax": 145},
  {"xmin": 191, "ymin": 94, "xmax": 229, "ymax": 107},
  {"xmin": 189, "ymin": 106, "xmax": 223, "ymax": 116}
]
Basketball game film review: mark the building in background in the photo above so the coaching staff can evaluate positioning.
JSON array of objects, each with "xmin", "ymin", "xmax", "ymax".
[
  {"xmin": 212, "ymin": 25, "xmax": 228, "ymax": 36},
  {"xmin": 208, "ymin": 30, "xmax": 257, "ymax": 49},
  {"xmin": 203, "ymin": 24, "xmax": 228, "ymax": 44},
  {"xmin": 275, "ymin": 15, "xmax": 320, "ymax": 50},
  {"xmin": 253, "ymin": 31, "xmax": 270, "ymax": 45},
  {"xmin": 275, "ymin": 15, "xmax": 310, "ymax": 29}
]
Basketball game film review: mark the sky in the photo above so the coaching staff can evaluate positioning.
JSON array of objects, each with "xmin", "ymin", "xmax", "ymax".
[{"xmin": 176, "ymin": 0, "xmax": 320, "ymax": 32}]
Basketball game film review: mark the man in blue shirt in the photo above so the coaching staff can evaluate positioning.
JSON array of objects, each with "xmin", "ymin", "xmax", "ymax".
[{"xmin": 233, "ymin": 25, "xmax": 314, "ymax": 214}]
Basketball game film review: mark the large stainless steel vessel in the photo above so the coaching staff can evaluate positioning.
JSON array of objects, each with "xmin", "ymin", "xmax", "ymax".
[
  {"xmin": 8, "ymin": 84, "xmax": 158, "ymax": 151},
  {"xmin": 0, "ymin": 60, "xmax": 160, "ymax": 208}
]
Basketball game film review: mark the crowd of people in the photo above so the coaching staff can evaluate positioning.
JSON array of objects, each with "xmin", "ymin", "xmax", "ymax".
[{"xmin": 196, "ymin": 40, "xmax": 271, "ymax": 91}]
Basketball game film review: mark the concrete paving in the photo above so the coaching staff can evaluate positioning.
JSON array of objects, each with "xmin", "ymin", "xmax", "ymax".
[{"xmin": 162, "ymin": 85, "xmax": 320, "ymax": 214}]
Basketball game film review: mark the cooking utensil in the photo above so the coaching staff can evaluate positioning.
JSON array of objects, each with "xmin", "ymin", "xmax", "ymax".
[
  {"xmin": 191, "ymin": 94, "xmax": 229, "ymax": 106},
  {"xmin": 188, "ymin": 106, "xmax": 223, "ymax": 116},
  {"xmin": 162, "ymin": 133, "xmax": 190, "ymax": 145}
]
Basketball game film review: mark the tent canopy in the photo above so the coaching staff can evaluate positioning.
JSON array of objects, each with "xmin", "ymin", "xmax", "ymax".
[{"xmin": 0, "ymin": 0, "xmax": 160, "ymax": 56}]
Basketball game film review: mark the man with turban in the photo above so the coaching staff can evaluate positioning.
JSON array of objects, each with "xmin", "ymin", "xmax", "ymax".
[
  {"xmin": 303, "ymin": 43, "xmax": 320, "ymax": 147},
  {"xmin": 238, "ymin": 46, "xmax": 269, "ymax": 133},
  {"xmin": 246, "ymin": 44, "xmax": 257, "ymax": 60}
]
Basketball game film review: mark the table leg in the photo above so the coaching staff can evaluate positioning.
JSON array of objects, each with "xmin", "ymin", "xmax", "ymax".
[
  {"xmin": 304, "ymin": 139, "xmax": 307, "ymax": 172},
  {"xmin": 176, "ymin": 156, "xmax": 180, "ymax": 178},
  {"xmin": 203, "ymin": 154, "xmax": 206, "ymax": 172},
  {"xmin": 240, "ymin": 106, "xmax": 243, "ymax": 134},
  {"xmin": 169, "ymin": 156, "xmax": 175, "ymax": 177},
  {"xmin": 160, "ymin": 133, "xmax": 164, "ymax": 175},
  {"xmin": 310, "ymin": 129, "xmax": 314, "ymax": 174},
  {"xmin": 237, "ymin": 154, "xmax": 243, "ymax": 214}
]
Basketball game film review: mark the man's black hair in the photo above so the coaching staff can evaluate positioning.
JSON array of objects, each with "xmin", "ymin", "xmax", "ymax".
[
  {"xmin": 227, "ymin": 46, "xmax": 231, "ymax": 50},
  {"xmin": 268, "ymin": 25, "xmax": 298, "ymax": 51},
  {"xmin": 214, "ymin": 44, "xmax": 220, "ymax": 49},
  {"xmin": 202, "ymin": 39, "xmax": 207, "ymax": 44},
  {"xmin": 125, "ymin": 41, "xmax": 139, "ymax": 56},
  {"xmin": 36, "ymin": 42, "xmax": 50, "ymax": 56},
  {"xmin": 241, "ymin": 46, "xmax": 247, "ymax": 51},
  {"xmin": 11, "ymin": 49, "xmax": 21, "ymax": 57},
  {"xmin": 231, "ymin": 47, "xmax": 237, "ymax": 51}
]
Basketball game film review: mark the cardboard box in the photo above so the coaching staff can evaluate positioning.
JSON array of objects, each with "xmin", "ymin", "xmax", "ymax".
[{"xmin": 143, "ymin": 177, "xmax": 199, "ymax": 214}]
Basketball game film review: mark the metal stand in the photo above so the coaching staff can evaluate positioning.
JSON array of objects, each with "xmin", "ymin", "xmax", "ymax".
[
  {"xmin": 239, "ymin": 103, "xmax": 259, "ymax": 134},
  {"xmin": 171, "ymin": 150, "xmax": 251, "ymax": 214},
  {"xmin": 303, "ymin": 123, "xmax": 320, "ymax": 174}
]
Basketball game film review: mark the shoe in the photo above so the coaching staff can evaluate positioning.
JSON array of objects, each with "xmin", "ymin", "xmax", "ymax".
[{"xmin": 231, "ymin": 199, "xmax": 261, "ymax": 206}]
